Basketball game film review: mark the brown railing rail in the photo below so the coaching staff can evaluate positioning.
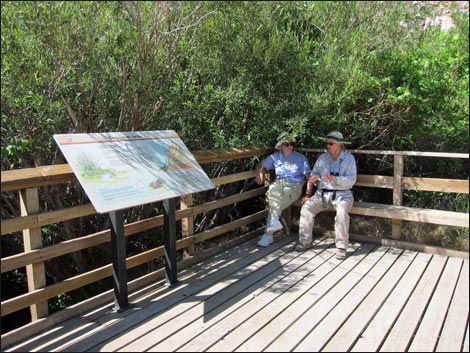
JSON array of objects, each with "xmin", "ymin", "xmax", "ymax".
[{"xmin": 1, "ymin": 147, "xmax": 468, "ymax": 338}]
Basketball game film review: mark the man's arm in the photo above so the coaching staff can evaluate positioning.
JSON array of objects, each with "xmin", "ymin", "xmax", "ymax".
[{"xmin": 336, "ymin": 154, "xmax": 357, "ymax": 188}]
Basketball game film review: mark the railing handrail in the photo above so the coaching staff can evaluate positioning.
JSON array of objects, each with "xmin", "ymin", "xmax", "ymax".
[
  {"xmin": 298, "ymin": 148, "xmax": 469, "ymax": 158},
  {"xmin": 0, "ymin": 147, "xmax": 273, "ymax": 192},
  {"xmin": 2, "ymin": 147, "xmax": 468, "ymax": 192}
]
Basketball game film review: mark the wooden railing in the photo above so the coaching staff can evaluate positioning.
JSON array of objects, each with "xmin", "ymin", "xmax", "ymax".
[{"xmin": 1, "ymin": 147, "xmax": 468, "ymax": 340}]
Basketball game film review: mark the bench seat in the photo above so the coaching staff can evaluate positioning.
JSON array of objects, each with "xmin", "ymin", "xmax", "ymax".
[
  {"xmin": 350, "ymin": 201, "xmax": 468, "ymax": 227},
  {"xmin": 285, "ymin": 201, "xmax": 468, "ymax": 228}
]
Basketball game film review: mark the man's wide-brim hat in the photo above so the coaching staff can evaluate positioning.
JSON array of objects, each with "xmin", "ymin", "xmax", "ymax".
[
  {"xmin": 275, "ymin": 132, "xmax": 295, "ymax": 149},
  {"xmin": 318, "ymin": 131, "xmax": 351, "ymax": 144}
]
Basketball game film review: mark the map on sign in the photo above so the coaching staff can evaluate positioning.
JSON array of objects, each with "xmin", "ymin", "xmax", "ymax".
[{"xmin": 54, "ymin": 130, "xmax": 214, "ymax": 213}]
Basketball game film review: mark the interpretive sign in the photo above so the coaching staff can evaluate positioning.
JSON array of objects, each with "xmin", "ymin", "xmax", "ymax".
[{"xmin": 54, "ymin": 130, "xmax": 214, "ymax": 213}]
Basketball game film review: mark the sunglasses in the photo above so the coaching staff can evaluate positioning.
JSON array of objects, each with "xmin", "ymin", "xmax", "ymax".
[
  {"xmin": 282, "ymin": 142, "xmax": 293, "ymax": 147},
  {"xmin": 326, "ymin": 142, "xmax": 336, "ymax": 146}
]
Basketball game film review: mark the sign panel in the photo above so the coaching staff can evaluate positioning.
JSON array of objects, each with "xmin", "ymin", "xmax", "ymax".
[{"xmin": 54, "ymin": 130, "xmax": 214, "ymax": 213}]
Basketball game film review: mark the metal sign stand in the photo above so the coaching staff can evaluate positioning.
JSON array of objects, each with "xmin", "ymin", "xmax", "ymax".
[
  {"xmin": 108, "ymin": 198, "xmax": 180, "ymax": 311},
  {"xmin": 109, "ymin": 210, "xmax": 130, "ymax": 312},
  {"xmin": 163, "ymin": 197, "xmax": 179, "ymax": 287}
]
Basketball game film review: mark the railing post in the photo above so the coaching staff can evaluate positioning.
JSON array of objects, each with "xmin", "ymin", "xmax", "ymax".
[
  {"xmin": 181, "ymin": 194, "xmax": 194, "ymax": 258},
  {"xmin": 264, "ymin": 170, "xmax": 272, "ymax": 224},
  {"xmin": 20, "ymin": 188, "xmax": 48, "ymax": 320},
  {"xmin": 392, "ymin": 154, "xmax": 404, "ymax": 239}
]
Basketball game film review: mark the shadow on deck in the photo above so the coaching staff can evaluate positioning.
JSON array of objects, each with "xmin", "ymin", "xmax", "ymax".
[{"xmin": 2, "ymin": 235, "xmax": 469, "ymax": 352}]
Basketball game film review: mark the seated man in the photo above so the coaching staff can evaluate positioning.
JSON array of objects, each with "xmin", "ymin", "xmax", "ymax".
[
  {"xmin": 297, "ymin": 131, "xmax": 357, "ymax": 260},
  {"xmin": 255, "ymin": 132, "xmax": 311, "ymax": 247}
]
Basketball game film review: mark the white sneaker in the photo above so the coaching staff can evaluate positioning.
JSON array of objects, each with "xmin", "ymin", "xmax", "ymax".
[
  {"xmin": 258, "ymin": 233, "xmax": 274, "ymax": 247},
  {"xmin": 266, "ymin": 217, "xmax": 283, "ymax": 233},
  {"xmin": 336, "ymin": 248, "xmax": 347, "ymax": 260}
]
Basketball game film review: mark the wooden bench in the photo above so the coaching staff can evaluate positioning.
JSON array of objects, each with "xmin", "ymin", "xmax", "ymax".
[
  {"xmin": 349, "ymin": 201, "xmax": 468, "ymax": 227},
  {"xmin": 281, "ymin": 200, "xmax": 469, "ymax": 234}
]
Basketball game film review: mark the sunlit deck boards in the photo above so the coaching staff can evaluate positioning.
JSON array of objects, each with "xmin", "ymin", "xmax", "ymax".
[{"xmin": 2, "ymin": 235, "xmax": 469, "ymax": 352}]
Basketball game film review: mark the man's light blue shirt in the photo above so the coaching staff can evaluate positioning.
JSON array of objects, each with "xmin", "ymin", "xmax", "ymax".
[{"xmin": 312, "ymin": 150, "xmax": 357, "ymax": 190}]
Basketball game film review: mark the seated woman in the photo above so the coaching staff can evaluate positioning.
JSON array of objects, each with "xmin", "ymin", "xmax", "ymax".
[{"xmin": 255, "ymin": 132, "xmax": 311, "ymax": 247}]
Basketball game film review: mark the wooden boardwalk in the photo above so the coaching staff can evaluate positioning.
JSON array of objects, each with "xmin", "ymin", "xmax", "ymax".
[{"xmin": 2, "ymin": 235, "xmax": 469, "ymax": 352}]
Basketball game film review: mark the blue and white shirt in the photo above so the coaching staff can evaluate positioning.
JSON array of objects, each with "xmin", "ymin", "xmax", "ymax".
[
  {"xmin": 262, "ymin": 151, "xmax": 311, "ymax": 183},
  {"xmin": 312, "ymin": 151, "xmax": 357, "ymax": 190}
]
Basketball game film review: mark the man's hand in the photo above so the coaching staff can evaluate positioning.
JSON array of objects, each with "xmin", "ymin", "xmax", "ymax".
[{"xmin": 324, "ymin": 173, "xmax": 337, "ymax": 183}]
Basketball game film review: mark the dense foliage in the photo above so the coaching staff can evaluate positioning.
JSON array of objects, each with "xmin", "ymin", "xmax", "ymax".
[{"xmin": 2, "ymin": 1, "xmax": 468, "ymax": 169}]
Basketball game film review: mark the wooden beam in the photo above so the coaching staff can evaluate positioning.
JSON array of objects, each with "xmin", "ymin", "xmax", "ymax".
[
  {"xmin": 0, "ymin": 148, "xmax": 272, "ymax": 192},
  {"xmin": 402, "ymin": 177, "xmax": 469, "ymax": 194},
  {"xmin": 355, "ymin": 175, "xmax": 393, "ymax": 189},
  {"xmin": 392, "ymin": 154, "xmax": 404, "ymax": 239},
  {"xmin": 195, "ymin": 210, "xmax": 267, "ymax": 243},
  {"xmin": 298, "ymin": 148, "xmax": 469, "ymax": 159},
  {"xmin": 1, "ymin": 164, "xmax": 75, "ymax": 192},
  {"xmin": 20, "ymin": 188, "xmax": 47, "ymax": 320},
  {"xmin": 192, "ymin": 147, "xmax": 272, "ymax": 164},
  {"xmin": 211, "ymin": 170, "xmax": 257, "ymax": 186},
  {"xmin": 351, "ymin": 202, "xmax": 469, "ymax": 228},
  {"xmin": 1, "ymin": 204, "xmax": 96, "ymax": 235},
  {"xmin": 349, "ymin": 233, "xmax": 469, "ymax": 259}
]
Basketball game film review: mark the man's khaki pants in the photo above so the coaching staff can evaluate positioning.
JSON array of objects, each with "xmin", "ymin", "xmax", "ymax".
[{"xmin": 299, "ymin": 190, "xmax": 354, "ymax": 250}]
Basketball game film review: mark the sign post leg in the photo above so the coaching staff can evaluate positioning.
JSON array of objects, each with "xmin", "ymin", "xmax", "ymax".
[
  {"xmin": 109, "ymin": 210, "xmax": 130, "ymax": 311},
  {"xmin": 163, "ymin": 198, "xmax": 179, "ymax": 286}
]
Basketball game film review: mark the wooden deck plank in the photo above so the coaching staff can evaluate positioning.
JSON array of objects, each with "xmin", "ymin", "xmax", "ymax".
[
  {"xmin": 159, "ymin": 239, "xmax": 351, "ymax": 352},
  {"xmin": 147, "ymin": 238, "xmax": 338, "ymax": 352},
  {"xmin": 6, "ymin": 237, "xmax": 276, "ymax": 353},
  {"xmin": 408, "ymin": 257, "xmax": 464, "ymax": 352},
  {"xmin": 236, "ymin": 243, "xmax": 383, "ymax": 352},
  {"xmin": 436, "ymin": 259, "xmax": 469, "ymax": 352},
  {"xmin": 87, "ymin": 237, "xmax": 295, "ymax": 352},
  {"xmin": 2, "ymin": 235, "xmax": 467, "ymax": 353},
  {"xmin": 349, "ymin": 252, "xmax": 433, "ymax": 352},
  {"xmin": 121, "ymin": 238, "xmax": 304, "ymax": 352},
  {"xmin": 379, "ymin": 254, "xmax": 448, "ymax": 352},
  {"xmin": 220, "ymin": 243, "xmax": 385, "ymax": 353},
  {"xmin": 198, "ymin": 240, "xmax": 348, "ymax": 352},
  {"xmin": 262, "ymin": 243, "xmax": 381, "ymax": 352},
  {"xmin": 463, "ymin": 323, "xmax": 469, "ymax": 352},
  {"xmin": 0, "ymin": 317, "xmax": 99, "ymax": 352},
  {"xmin": 316, "ymin": 248, "xmax": 415, "ymax": 352},
  {"xmin": 3, "ymin": 238, "xmax": 259, "ymax": 352}
]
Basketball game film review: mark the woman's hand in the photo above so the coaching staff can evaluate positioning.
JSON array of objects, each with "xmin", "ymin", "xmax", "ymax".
[
  {"xmin": 255, "ymin": 170, "xmax": 264, "ymax": 185},
  {"xmin": 308, "ymin": 175, "xmax": 320, "ymax": 184}
]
